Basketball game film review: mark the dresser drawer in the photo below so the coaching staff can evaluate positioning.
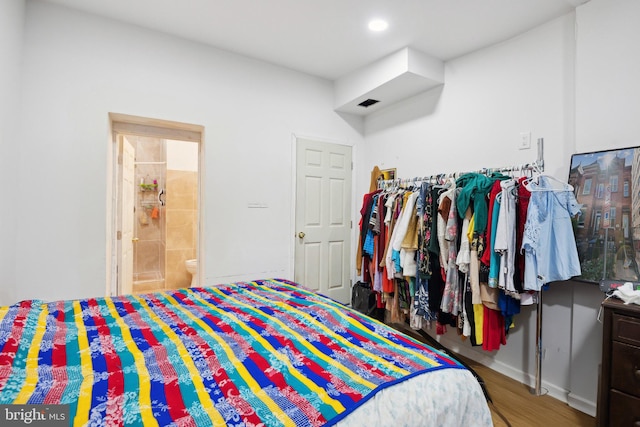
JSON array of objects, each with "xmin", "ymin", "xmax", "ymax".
[
  {"xmin": 611, "ymin": 341, "xmax": 640, "ymax": 397},
  {"xmin": 613, "ymin": 313, "xmax": 640, "ymax": 346},
  {"xmin": 609, "ymin": 389, "xmax": 640, "ymax": 427}
]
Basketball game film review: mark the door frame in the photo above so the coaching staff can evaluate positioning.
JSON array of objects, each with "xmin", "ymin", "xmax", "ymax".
[
  {"xmin": 290, "ymin": 133, "xmax": 357, "ymax": 294},
  {"xmin": 107, "ymin": 113, "xmax": 205, "ymax": 296},
  {"xmin": 118, "ymin": 135, "xmax": 136, "ymax": 296}
]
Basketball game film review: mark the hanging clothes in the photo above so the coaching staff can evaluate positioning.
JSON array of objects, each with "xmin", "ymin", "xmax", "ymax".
[
  {"xmin": 515, "ymin": 176, "xmax": 534, "ymax": 305},
  {"xmin": 440, "ymin": 186, "xmax": 462, "ymax": 315},
  {"xmin": 521, "ymin": 176, "xmax": 582, "ymax": 290},
  {"xmin": 380, "ymin": 193, "xmax": 398, "ymax": 294},
  {"xmin": 483, "ymin": 180, "xmax": 504, "ymax": 286},
  {"xmin": 362, "ymin": 193, "xmax": 379, "ymax": 258},
  {"xmin": 482, "ymin": 305, "xmax": 506, "ymax": 351},
  {"xmin": 387, "ymin": 191, "xmax": 417, "ymax": 278},
  {"xmin": 356, "ymin": 189, "xmax": 381, "ymax": 276},
  {"xmin": 456, "ymin": 172, "xmax": 507, "ymax": 235},
  {"xmin": 417, "ymin": 183, "xmax": 434, "ymax": 279},
  {"xmin": 414, "ymin": 182, "xmax": 437, "ymax": 322},
  {"xmin": 400, "ymin": 196, "xmax": 420, "ymax": 277},
  {"xmin": 494, "ymin": 179, "xmax": 519, "ymax": 296},
  {"xmin": 456, "ymin": 208, "xmax": 473, "ymax": 274},
  {"xmin": 363, "ymin": 162, "xmax": 580, "ymax": 354}
]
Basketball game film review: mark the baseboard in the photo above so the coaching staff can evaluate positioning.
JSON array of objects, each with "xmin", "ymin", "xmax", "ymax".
[
  {"xmin": 567, "ymin": 392, "xmax": 597, "ymax": 417},
  {"xmin": 435, "ymin": 334, "xmax": 595, "ymax": 415},
  {"xmin": 435, "ymin": 335, "xmax": 524, "ymax": 377}
]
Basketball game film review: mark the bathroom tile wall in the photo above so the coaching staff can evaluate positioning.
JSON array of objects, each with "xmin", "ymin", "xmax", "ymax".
[
  {"xmin": 132, "ymin": 136, "xmax": 166, "ymax": 292},
  {"xmin": 165, "ymin": 169, "xmax": 197, "ymax": 289}
]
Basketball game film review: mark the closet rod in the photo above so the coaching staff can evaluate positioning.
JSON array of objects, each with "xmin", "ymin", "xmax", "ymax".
[{"xmin": 378, "ymin": 137, "xmax": 545, "ymax": 189}]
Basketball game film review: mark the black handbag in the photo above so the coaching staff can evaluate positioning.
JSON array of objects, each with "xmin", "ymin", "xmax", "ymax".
[{"xmin": 351, "ymin": 281, "xmax": 384, "ymax": 320}]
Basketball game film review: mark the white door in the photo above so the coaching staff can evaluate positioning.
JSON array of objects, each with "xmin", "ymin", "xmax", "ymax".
[
  {"xmin": 295, "ymin": 138, "xmax": 352, "ymax": 303},
  {"xmin": 118, "ymin": 136, "xmax": 135, "ymax": 295}
]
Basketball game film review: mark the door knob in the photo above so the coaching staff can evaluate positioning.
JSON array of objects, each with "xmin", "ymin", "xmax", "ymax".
[
  {"xmin": 132, "ymin": 237, "xmax": 139, "ymax": 242},
  {"xmin": 298, "ymin": 232, "xmax": 305, "ymax": 239}
]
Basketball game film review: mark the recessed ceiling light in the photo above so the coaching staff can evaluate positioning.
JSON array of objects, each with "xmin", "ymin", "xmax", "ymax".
[{"xmin": 368, "ymin": 19, "xmax": 388, "ymax": 32}]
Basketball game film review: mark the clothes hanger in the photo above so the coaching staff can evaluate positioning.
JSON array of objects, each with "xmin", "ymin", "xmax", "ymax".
[
  {"xmin": 409, "ymin": 178, "xmax": 420, "ymax": 191},
  {"xmin": 523, "ymin": 173, "xmax": 574, "ymax": 192},
  {"xmin": 508, "ymin": 165, "xmax": 523, "ymax": 196},
  {"xmin": 521, "ymin": 162, "xmax": 542, "ymax": 186}
]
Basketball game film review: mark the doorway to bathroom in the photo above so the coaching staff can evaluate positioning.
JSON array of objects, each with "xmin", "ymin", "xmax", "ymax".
[{"xmin": 108, "ymin": 113, "xmax": 203, "ymax": 296}]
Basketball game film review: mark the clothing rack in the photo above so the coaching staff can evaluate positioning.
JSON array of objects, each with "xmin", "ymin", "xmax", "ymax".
[
  {"xmin": 377, "ymin": 138, "xmax": 547, "ymax": 396},
  {"xmin": 378, "ymin": 138, "xmax": 545, "ymax": 189}
]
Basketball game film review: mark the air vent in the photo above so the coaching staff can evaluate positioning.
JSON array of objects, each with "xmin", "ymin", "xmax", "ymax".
[{"xmin": 357, "ymin": 98, "xmax": 380, "ymax": 108}]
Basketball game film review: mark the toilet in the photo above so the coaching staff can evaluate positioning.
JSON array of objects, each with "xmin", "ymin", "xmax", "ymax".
[{"xmin": 185, "ymin": 259, "xmax": 198, "ymax": 287}]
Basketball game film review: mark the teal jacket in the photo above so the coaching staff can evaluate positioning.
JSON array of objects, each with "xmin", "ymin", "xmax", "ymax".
[{"xmin": 455, "ymin": 172, "xmax": 509, "ymax": 234}]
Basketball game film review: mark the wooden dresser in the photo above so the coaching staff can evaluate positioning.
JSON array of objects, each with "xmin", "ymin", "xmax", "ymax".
[{"xmin": 597, "ymin": 298, "xmax": 640, "ymax": 426}]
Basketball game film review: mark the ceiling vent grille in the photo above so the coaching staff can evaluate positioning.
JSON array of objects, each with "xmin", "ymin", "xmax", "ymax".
[{"xmin": 357, "ymin": 98, "xmax": 380, "ymax": 108}]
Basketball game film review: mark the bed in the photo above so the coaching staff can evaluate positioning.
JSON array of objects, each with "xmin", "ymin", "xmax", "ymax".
[{"xmin": 0, "ymin": 279, "xmax": 491, "ymax": 426}]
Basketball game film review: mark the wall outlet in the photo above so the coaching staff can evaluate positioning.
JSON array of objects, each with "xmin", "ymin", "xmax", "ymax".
[{"xmin": 519, "ymin": 132, "xmax": 531, "ymax": 150}]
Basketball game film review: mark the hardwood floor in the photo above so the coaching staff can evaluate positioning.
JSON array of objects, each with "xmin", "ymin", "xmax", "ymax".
[
  {"xmin": 458, "ymin": 355, "xmax": 595, "ymax": 427},
  {"xmin": 391, "ymin": 323, "xmax": 595, "ymax": 426}
]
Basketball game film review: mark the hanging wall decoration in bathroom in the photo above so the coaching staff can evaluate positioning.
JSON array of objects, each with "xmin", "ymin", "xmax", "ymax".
[
  {"xmin": 568, "ymin": 146, "xmax": 640, "ymax": 283},
  {"xmin": 139, "ymin": 178, "xmax": 158, "ymax": 192}
]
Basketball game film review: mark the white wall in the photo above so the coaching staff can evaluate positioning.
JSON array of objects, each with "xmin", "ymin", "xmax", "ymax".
[
  {"xmin": 363, "ymin": 14, "xmax": 576, "ymax": 179},
  {"xmin": 15, "ymin": 0, "xmax": 364, "ymax": 303},
  {"xmin": 0, "ymin": 0, "xmax": 26, "ymax": 306},
  {"xmin": 570, "ymin": 0, "xmax": 640, "ymax": 414},
  {"xmin": 361, "ymin": 12, "xmax": 600, "ymax": 413},
  {"xmin": 576, "ymin": 0, "xmax": 640, "ymax": 152}
]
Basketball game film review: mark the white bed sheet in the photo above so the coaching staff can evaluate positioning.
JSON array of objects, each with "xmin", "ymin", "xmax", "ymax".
[{"xmin": 336, "ymin": 368, "xmax": 493, "ymax": 427}]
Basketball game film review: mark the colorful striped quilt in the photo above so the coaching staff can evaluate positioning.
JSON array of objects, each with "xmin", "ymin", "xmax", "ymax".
[{"xmin": 0, "ymin": 279, "xmax": 465, "ymax": 426}]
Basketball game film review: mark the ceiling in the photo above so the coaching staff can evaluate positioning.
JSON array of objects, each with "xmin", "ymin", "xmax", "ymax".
[{"xmin": 41, "ymin": 0, "xmax": 589, "ymax": 81}]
